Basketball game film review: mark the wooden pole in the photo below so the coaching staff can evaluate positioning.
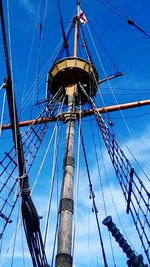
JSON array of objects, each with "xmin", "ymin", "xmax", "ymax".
[
  {"xmin": 1, "ymin": 99, "xmax": 150, "ymax": 130},
  {"xmin": 55, "ymin": 95, "xmax": 75, "ymax": 267},
  {"xmin": 56, "ymin": 3, "xmax": 80, "ymax": 267},
  {"xmin": 73, "ymin": 3, "xmax": 79, "ymax": 57}
]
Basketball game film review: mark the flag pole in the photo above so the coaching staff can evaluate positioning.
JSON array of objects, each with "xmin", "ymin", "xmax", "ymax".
[{"xmin": 73, "ymin": 1, "xmax": 80, "ymax": 57}]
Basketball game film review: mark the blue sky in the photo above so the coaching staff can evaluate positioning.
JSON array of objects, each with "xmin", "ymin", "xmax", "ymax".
[{"xmin": 0, "ymin": 0, "xmax": 150, "ymax": 266}]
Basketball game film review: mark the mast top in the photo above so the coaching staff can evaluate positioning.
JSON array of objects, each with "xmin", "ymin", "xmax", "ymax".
[
  {"xmin": 73, "ymin": 0, "xmax": 80, "ymax": 57},
  {"xmin": 47, "ymin": 0, "xmax": 99, "ymax": 105},
  {"xmin": 47, "ymin": 57, "xmax": 99, "ymax": 105}
]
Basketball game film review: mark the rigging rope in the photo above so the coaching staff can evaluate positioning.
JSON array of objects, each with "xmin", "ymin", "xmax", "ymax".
[
  {"xmin": 0, "ymin": 217, "xmax": 21, "ymax": 266},
  {"xmin": 0, "ymin": 90, "xmax": 6, "ymax": 138},
  {"xmin": 0, "ymin": 119, "xmax": 61, "ymax": 266},
  {"xmin": 72, "ymin": 101, "xmax": 82, "ymax": 265},
  {"xmin": 97, "ymin": 0, "xmax": 128, "ymax": 21},
  {"xmin": 20, "ymin": 1, "xmax": 43, "ymax": 117},
  {"xmin": 0, "ymin": 113, "xmax": 59, "ymax": 265},
  {"xmin": 10, "ymin": 196, "xmax": 22, "ymax": 267},
  {"xmin": 30, "ymin": 0, "xmax": 49, "ymax": 117},
  {"xmin": 57, "ymin": 0, "xmax": 69, "ymax": 54},
  {"xmin": 43, "ymin": 99, "xmax": 65, "ymax": 247},
  {"xmin": 31, "ymin": 124, "xmax": 57, "ymax": 194},
  {"xmin": 6, "ymin": 0, "xmax": 13, "ymax": 79},
  {"xmin": 86, "ymin": 22, "xmax": 150, "ymax": 180},
  {"xmin": 0, "ymin": 89, "xmax": 63, "ymax": 266},
  {"xmin": 54, "ymin": 21, "xmax": 74, "ymax": 63},
  {"xmin": 90, "ymin": 118, "xmax": 117, "ymax": 267},
  {"xmin": 20, "ymin": 94, "xmax": 64, "ymax": 267},
  {"xmin": 19, "ymin": 37, "xmax": 63, "ymax": 116},
  {"xmin": 48, "ymin": 163, "xmax": 59, "ymax": 267},
  {"xmin": 88, "ymin": 21, "xmax": 120, "ymax": 73},
  {"xmin": 90, "ymin": 119, "xmax": 107, "ymax": 216},
  {"xmin": 82, "ymin": 23, "xmax": 114, "ymax": 127},
  {"xmin": 96, "ymin": 121, "xmax": 137, "ymax": 253},
  {"xmin": 50, "ymin": 162, "xmax": 60, "ymax": 267},
  {"xmin": 0, "ymin": 84, "xmax": 5, "ymax": 90},
  {"xmin": 53, "ymin": 6, "xmax": 76, "ymax": 63},
  {"xmin": 50, "ymin": 215, "xmax": 59, "ymax": 267},
  {"xmin": 79, "ymin": 26, "xmax": 93, "ymax": 64},
  {"xmin": 80, "ymin": 128, "xmax": 108, "ymax": 267},
  {"xmin": 21, "ymin": 217, "xmax": 26, "ymax": 267},
  {"xmin": 79, "ymin": 82, "xmax": 150, "ymax": 264},
  {"xmin": 36, "ymin": 0, "xmax": 45, "ymax": 103},
  {"xmin": 0, "ymin": 0, "xmax": 11, "ymax": 77},
  {"xmin": 96, "ymin": 0, "xmax": 150, "ymax": 39},
  {"xmin": 87, "ymin": 206, "xmax": 91, "ymax": 267}
]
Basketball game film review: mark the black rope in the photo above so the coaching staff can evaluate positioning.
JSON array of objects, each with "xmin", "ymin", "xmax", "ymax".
[
  {"xmin": 79, "ymin": 83, "xmax": 150, "ymax": 264},
  {"xmin": 22, "ymin": 196, "xmax": 49, "ymax": 267},
  {"xmin": 79, "ymin": 26, "xmax": 94, "ymax": 64},
  {"xmin": 97, "ymin": 0, "xmax": 128, "ymax": 21},
  {"xmin": 79, "ymin": 25, "xmax": 116, "ymax": 127},
  {"xmin": 44, "ymin": 117, "xmax": 63, "ymax": 247},
  {"xmin": 127, "ymin": 18, "xmax": 150, "ymax": 39},
  {"xmin": 97, "ymin": 0, "xmax": 150, "ymax": 39},
  {"xmin": 21, "ymin": 94, "xmax": 63, "ymax": 266},
  {"xmin": 0, "ymin": 0, "xmax": 26, "ymax": 180},
  {"xmin": 36, "ymin": 1, "xmax": 44, "ymax": 103},
  {"xmin": 0, "ymin": 0, "xmax": 11, "ymax": 77},
  {"xmin": 0, "ymin": 2, "xmax": 66, "ymax": 266},
  {"xmin": 80, "ymin": 128, "xmax": 108, "ymax": 267},
  {"xmin": 0, "ymin": 89, "xmax": 60, "ymax": 262},
  {"xmin": 90, "ymin": 118, "xmax": 117, "ymax": 267},
  {"xmin": 88, "ymin": 20, "xmax": 120, "ymax": 73},
  {"xmin": 0, "ymin": 0, "xmax": 28, "ymax": 232},
  {"xmin": 57, "ymin": 0, "xmax": 70, "ymax": 55},
  {"xmin": 54, "ymin": 22, "xmax": 73, "ymax": 63}
]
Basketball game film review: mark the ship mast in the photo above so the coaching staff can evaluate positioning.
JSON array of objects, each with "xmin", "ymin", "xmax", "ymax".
[
  {"xmin": 1, "ymin": 0, "xmax": 150, "ymax": 266},
  {"xmin": 55, "ymin": 3, "xmax": 80, "ymax": 267}
]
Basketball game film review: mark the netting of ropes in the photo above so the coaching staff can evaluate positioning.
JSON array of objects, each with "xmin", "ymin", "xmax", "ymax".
[{"xmin": 0, "ymin": 0, "xmax": 150, "ymax": 266}]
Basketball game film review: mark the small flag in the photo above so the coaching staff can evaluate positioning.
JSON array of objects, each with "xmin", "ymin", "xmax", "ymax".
[{"xmin": 79, "ymin": 8, "xmax": 88, "ymax": 24}]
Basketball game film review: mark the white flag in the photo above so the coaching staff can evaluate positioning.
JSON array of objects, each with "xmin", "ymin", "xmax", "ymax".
[{"xmin": 79, "ymin": 8, "xmax": 88, "ymax": 24}]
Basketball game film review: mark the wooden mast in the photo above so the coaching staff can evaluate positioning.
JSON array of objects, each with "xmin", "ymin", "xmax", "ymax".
[{"xmin": 55, "ymin": 2, "xmax": 79, "ymax": 267}]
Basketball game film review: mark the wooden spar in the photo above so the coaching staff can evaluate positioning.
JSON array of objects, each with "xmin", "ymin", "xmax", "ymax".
[
  {"xmin": 1, "ymin": 98, "xmax": 150, "ymax": 130},
  {"xmin": 99, "ymin": 72, "xmax": 124, "ymax": 84},
  {"xmin": 81, "ymin": 98, "xmax": 150, "ymax": 116}
]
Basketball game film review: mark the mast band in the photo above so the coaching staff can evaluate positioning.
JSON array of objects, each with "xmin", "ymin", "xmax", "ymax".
[
  {"xmin": 63, "ymin": 156, "xmax": 74, "ymax": 168},
  {"xmin": 59, "ymin": 198, "xmax": 74, "ymax": 213}
]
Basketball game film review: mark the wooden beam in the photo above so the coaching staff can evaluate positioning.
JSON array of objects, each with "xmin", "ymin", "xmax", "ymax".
[
  {"xmin": 1, "ymin": 99, "xmax": 150, "ymax": 130},
  {"xmin": 81, "ymin": 98, "xmax": 150, "ymax": 117},
  {"xmin": 99, "ymin": 72, "xmax": 124, "ymax": 84}
]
